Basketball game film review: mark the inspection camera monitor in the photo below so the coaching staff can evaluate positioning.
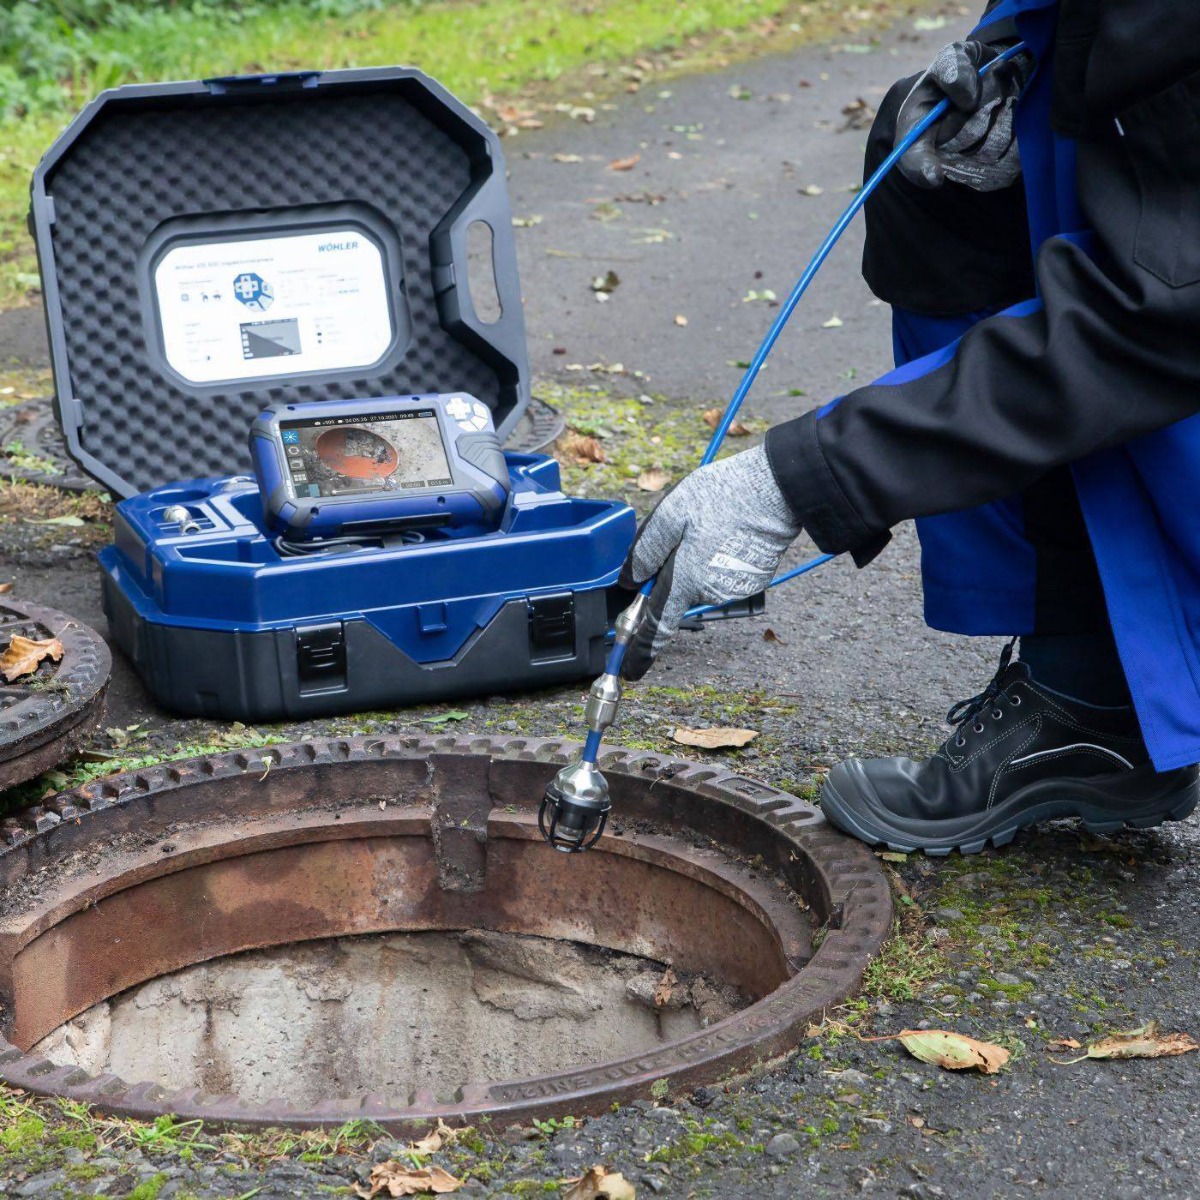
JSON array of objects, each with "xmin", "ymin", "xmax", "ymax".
[{"xmin": 250, "ymin": 394, "xmax": 511, "ymax": 542}]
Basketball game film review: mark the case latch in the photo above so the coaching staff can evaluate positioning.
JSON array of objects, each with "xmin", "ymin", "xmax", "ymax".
[
  {"xmin": 295, "ymin": 622, "xmax": 347, "ymax": 691},
  {"xmin": 527, "ymin": 593, "xmax": 575, "ymax": 662}
]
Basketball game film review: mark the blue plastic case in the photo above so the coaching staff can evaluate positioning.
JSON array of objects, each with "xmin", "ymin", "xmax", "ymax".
[
  {"xmin": 99, "ymin": 454, "xmax": 634, "ymax": 719},
  {"xmin": 34, "ymin": 66, "xmax": 638, "ymax": 719}
]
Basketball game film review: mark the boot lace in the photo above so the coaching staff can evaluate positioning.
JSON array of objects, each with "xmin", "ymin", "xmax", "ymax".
[{"xmin": 945, "ymin": 637, "xmax": 1021, "ymax": 748}]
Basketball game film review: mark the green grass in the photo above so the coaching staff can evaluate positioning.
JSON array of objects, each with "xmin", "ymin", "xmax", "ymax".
[{"xmin": 0, "ymin": 0, "xmax": 915, "ymax": 306}]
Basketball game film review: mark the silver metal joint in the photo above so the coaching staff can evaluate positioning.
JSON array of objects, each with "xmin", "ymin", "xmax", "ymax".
[
  {"xmin": 585, "ymin": 672, "xmax": 622, "ymax": 732},
  {"xmin": 614, "ymin": 591, "xmax": 650, "ymax": 645}
]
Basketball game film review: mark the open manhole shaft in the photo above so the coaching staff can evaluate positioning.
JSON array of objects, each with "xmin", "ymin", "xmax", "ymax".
[{"xmin": 0, "ymin": 736, "xmax": 891, "ymax": 1132}]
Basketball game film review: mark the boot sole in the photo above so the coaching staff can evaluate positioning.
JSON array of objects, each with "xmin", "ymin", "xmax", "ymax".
[{"xmin": 820, "ymin": 764, "xmax": 1200, "ymax": 856}]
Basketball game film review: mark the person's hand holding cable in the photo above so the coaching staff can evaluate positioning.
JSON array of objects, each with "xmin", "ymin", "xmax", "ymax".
[
  {"xmin": 617, "ymin": 446, "xmax": 802, "ymax": 679},
  {"xmin": 896, "ymin": 37, "xmax": 1034, "ymax": 191}
]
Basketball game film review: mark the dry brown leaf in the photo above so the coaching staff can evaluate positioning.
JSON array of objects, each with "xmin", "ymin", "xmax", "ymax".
[
  {"xmin": 1048, "ymin": 1037, "xmax": 1082, "ymax": 1051},
  {"xmin": 410, "ymin": 1119, "xmax": 466, "ymax": 1155},
  {"xmin": 608, "ymin": 154, "xmax": 641, "ymax": 171},
  {"xmin": 558, "ymin": 433, "xmax": 606, "ymax": 466},
  {"xmin": 671, "ymin": 726, "xmax": 759, "ymax": 750},
  {"xmin": 0, "ymin": 583, "xmax": 12, "ymax": 594},
  {"xmin": 1057, "ymin": 1021, "xmax": 1199, "ymax": 1064},
  {"xmin": 762, "ymin": 628, "xmax": 782, "ymax": 643},
  {"xmin": 654, "ymin": 967, "xmax": 677, "ymax": 1008},
  {"xmin": 840, "ymin": 97, "xmax": 877, "ymax": 130},
  {"xmin": 355, "ymin": 1163, "xmax": 463, "ymax": 1198},
  {"xmin": 0, "ymin": 634, "xmax": 64, "ymax": 683},
  {"xmin": 702, "ymin": 408, "xmax": 750, "ymax": 437},
  {"xmin": 636, "ymin": 468, "xmax": 670, "ymax": 492},
  {"xmin": 894, "ymin": 1029, "xmax": 1009, "ymax": 1075},
  {"xmin": 563, "ymin": 1167, "xmax": 637, "ymax": 1200}
]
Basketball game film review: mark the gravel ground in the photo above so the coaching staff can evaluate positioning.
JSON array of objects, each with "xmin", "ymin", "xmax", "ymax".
[{"xmin": 3, "ymin": 7, "xmax": 1200, "ymax": 1199}]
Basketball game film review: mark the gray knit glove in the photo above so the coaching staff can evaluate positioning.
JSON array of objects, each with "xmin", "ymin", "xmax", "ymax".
[
  {"xmin": 897, "ymin": 39, "xmax": 1034, "ymax": 191},
  {"xmin": 617, "ymin": 445, "xmax": 802, "ymax": 680}
]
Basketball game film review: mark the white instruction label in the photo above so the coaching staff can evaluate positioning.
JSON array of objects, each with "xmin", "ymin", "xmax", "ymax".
[{"xmin": 154, "ymin": 229, "xmax": 395, "ymax": 385}]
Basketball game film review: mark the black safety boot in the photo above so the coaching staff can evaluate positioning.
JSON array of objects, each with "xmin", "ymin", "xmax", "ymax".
[{"xmin": 820, "ymin": 641, "xmax": 1200, "ymax": 855}]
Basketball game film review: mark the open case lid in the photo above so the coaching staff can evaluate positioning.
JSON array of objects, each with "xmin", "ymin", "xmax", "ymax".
[{"xmin": 29, "ymin": 67, "xmax": 531, "ymax": 499}]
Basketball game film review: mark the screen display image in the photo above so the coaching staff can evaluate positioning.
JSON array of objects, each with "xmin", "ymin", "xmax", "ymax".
[
  {"xmin": 240, "ymin": 316, "xmax": 302, "ymax": 357},
  {"xmin": 280, "ymin": 410, "xmax": 454, "ymax": 499},
  {"xmin": 241, "ymin": 317, "xmax": 302, "ymax": 360}
]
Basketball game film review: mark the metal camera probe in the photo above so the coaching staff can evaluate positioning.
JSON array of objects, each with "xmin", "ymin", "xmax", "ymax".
[
  {"xmin": 538, "ymin": 591, "xmax": 650, "ymax": 851},
  {"xmin": 536, "ymin": 43, "xmax": 1027, "ymax": 854}
]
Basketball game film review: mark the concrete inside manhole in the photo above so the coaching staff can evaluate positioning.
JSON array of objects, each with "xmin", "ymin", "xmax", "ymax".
[
  {"xmin": 35, "ymin": 930, "xmax": 744, "ymax": 1107},
  {"xmin": 0, "ymin": 738, "xmax": 892, "ymax": 1130}
]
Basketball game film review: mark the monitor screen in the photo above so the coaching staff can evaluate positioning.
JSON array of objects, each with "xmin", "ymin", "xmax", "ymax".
[{"xmin": 279, "ymin": 409, "xmax": 453, "ymax": 500}]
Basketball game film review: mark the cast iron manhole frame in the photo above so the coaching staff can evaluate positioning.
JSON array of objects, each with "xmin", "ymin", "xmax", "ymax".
[
  {"xmin": 0, "ymin": 599, "xmax": 110, "ymax": 795},
  {"xmin": 0, "ymin": 736, "xmax": 890, "ymax": 1131}
]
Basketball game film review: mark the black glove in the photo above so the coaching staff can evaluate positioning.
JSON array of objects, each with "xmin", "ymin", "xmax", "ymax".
[{"xmin": 897, "ymin": 39, "xmax": 1034, "ymax": 191}]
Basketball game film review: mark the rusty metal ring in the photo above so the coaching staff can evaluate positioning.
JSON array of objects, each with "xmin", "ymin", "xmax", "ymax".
[{"xmin": 0, "ymin": 736, "xmax": 890, "ymax": 1132}]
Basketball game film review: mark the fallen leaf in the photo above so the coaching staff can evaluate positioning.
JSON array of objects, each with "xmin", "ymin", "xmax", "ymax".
[
  {"xmin": 671, "ymin": 726, "xmax": 759, "ymax": 750},
  {"xmin": 558, "ymin": 433, "xmax": 607, "ymax": 465},
  {"xmin": 494, "ymin": 103, "xmax": 537, "ymax": 124},
  {"xmin": 654, "ymin": 967, "xmax": 677, "ymax": 1008},
  {"xmin": 877, "ymin": 850, "xmax": 908, "ymax": 863},
  {"xmin": 512, "ymin": 214, "xmax": 544, "ymax": 228},
  {"xmin": 822, "ymin": 315, "xmax": 844, "ymax": 328},
  {"xmin": 894, "ymin": 1030, "xmax": 1009, "ymax": 1075},
  {"xmin": 609, "ymin": 154, "xmax": 641, "ymax": 171},
  {"xmin": 800, "ymin": 184, "xmax": 824, "ymax": 196},
  {"xmin": 0, "ymin": 583, "xmax": 11, "ymax": 594},
  {"xmin": 762, "ymin": 628, "xmax": 782, "ymax": 643},
  {"xmin": 636, "ymin": 468, "xmax": 670, "ymax": 492},
  {"xmin": 0, "ymin": 634, "xmax": 65, "ymax": 682},
  {"xmin": 30, "ymin": 515, "xmax": 85, "ymax": 527},
  {"xmin": 562, "ymin": 1167, "xmax": 636, "ymax": 1200},
  {"xmin": 591, "ymin": 270, "xmax": 620, "ymax": 294},
  {"xmin": 742, "ymin": 289, "xmax": 777, "ymax": 303},
  {"xmin": 421, "ymin": 710, "xmax": 471, "ymax": 726},
  {"xmin": 1048, "ymin": 1038, "xmax": 1082, "ymax": 1051},
  {"xmin": 702, "ymin": 408, "xmax": 751, "ymax": 437},
  {"xmin": 840, "ymin": 98, "xmax": 877, "ymax": 131},
  {"xmin": 411, "ymin": 1119, "xmax": 466, "ymax": 1155},
  {"xmin": 553, "ymin": 152, "xmax": 585, "ymax": 163},
  {"xmin": 355, "ymin": 1163, "xmax": 463, "ymax": 1198},
  {"xmin": 1058, "ymin": 1021, "xmax": 1199, "ymax": 1064},
  {"xmin": 674, "ymin": 314, "xmax": 688, "ymax": 326}
]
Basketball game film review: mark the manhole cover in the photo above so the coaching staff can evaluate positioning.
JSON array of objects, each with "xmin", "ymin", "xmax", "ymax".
[
  {"xmin": 0, "ymin": 393, "xmax": 564, "ymax": 489},
  {"xmin": 0, "ymin": 398, "xmax": 96, "ymax": 491},
  {"xmin": 0, "ymin": 737, "xmax": 890, "ymax": 1131},
  {"xmin": 505, "ymin": 394, "xmax": 565, "ymax": 454},
  {"xmin": 0, "ymin": 599, "xmax": 110, "ymax": 794}
]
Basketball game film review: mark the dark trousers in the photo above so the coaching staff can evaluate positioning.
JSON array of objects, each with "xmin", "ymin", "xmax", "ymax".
[{"xmin": 862, "ymin": 76, "xmax": 1130, "ymax": 706}]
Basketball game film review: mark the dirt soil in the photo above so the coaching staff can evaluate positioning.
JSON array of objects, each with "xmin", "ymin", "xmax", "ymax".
[{"xmin": 2, "ymin": 7, "xmax": 1199, "ymax": 1199}]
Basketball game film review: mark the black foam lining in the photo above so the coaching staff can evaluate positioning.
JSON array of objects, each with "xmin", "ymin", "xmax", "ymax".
[{"xmin": 46, "ymin": 91, "xmax": 507, "ymax": 495}]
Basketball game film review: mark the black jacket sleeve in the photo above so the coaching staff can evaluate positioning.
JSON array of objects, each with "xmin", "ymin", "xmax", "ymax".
[{"xmin": 765, "ymin": 15, "xmax": 1200, "ymax": 564}]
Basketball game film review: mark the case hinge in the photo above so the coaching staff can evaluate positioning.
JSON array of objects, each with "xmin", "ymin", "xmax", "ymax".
[{"xmin": 527, "ymin": 593, "xmax": 575, "ymax": 662}]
